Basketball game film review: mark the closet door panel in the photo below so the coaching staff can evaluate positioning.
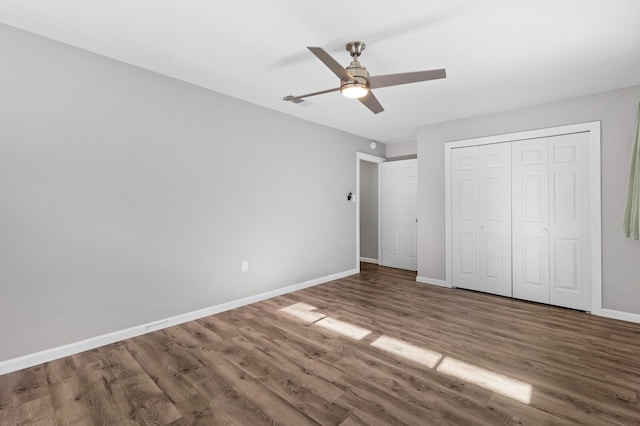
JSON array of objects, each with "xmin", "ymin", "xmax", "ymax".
[
  {"xmin": 549, "ymin": 133, "xmax": 591, "ymax": 310},
  {"xmin": 512, "ymin": 138, "xmax": 550, "ymax": 304},
  {"xmin": 478, "ymin": 143, "xmax": 512, "ymax": 297},
  {"xmin": 451, "ymin": 147, "xmax": 480, "ymax": 290}
]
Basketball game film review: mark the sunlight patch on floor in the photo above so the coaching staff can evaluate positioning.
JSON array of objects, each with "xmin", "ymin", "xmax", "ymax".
[
  {"xmin": 278, "ymin": 302, "xmax": 326, "ymax": 323},
  {"xmin": 371, "ymin": 335, "xmax": 443, "ymax": 368},
  {"xmin": 276, "ymin": 303, "xmax": 532, "ymax": 405},
  {"xmin": 315, "ymin": 317, "xmax": 372, "ymax": 340},
  {"xmin": 436, "ymin": 356, "xmax": 532, "ymax": 404}
]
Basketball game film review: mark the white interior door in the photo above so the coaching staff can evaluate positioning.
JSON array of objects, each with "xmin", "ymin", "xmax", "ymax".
[
  {"xmin": 512, "ymin": 138, "xmax": 550, "ymax": 304},
  {"xmin": 381, "ymin": 159, "xmax": 417, "ymax": 271},
  {"xmin": 478, "ymin": 143, "xmax": 512, "ymax": 297},
  {"xmin": 549, "ymin": 132, "xmax": 591, "ymax": 310}
]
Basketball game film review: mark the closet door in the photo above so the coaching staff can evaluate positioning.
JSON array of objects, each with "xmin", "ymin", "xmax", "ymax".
[
  {"xmin": 452, "ymin": 143, "xmax": 511, "ymax": 296},
  {"xmin": 448, "ymin": 125, "xmax": 597, "ymax": 311},
  {"xmin": 549, "ymin": 132, "xmax": 591, "ymax": 310},
  {"xmin": 512, "ymin": 138, "xmax": 550, "ymax": 304},
  {"xmin": 478, "ymin": 143, "xmax": 512, "ymax": 297},
  {"xmin": 512, "ymin": 133, "xmax": 591, "ymax": 310}
]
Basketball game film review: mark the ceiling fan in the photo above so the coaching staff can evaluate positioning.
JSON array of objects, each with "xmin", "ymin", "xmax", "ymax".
[{"xmin": 283, "ymin": 41, "xmax": 446, "ymax": 114}]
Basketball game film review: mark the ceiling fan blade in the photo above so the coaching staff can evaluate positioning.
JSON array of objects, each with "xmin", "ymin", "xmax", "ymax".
[
  {"xmin": 359, "ymin": 91, "xmax": 384, "ymax": 114},
  {"xmin": 368, "ymin": 69, "xmax": 446, "ymax": 89},
  {"xmin": 307, "ymin": 47, "xmax": 353, "ymax": 81},
  {"xmin": 284, "ymin": 87, "xmax": 340, "ymax": 102}
]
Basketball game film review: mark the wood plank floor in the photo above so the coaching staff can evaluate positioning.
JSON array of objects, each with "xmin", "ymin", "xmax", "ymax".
[{"xmin": 1, "ymin": 263, "xmax": 639, "ymax": 425}]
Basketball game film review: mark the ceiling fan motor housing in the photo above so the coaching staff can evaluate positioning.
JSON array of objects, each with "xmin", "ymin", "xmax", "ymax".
[{"xmin": 344, "ymin": 59, "xmax": 369, "ymax": 87}]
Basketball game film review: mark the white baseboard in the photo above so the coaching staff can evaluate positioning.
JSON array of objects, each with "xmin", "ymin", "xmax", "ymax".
[
  {"xmin": 0, "ymin": 268, "xmax": 358, "ymax": 376},
  {"xmin": 360, "ymin": 257, "xmax": 379, "ymax": 264},
  {"xmin": 416, "ymin": 276, "xmax": 451, "ymax": 288},
  {"xmin": 595, "ymin": 308, "xmax": 640, "ymax": 324}
]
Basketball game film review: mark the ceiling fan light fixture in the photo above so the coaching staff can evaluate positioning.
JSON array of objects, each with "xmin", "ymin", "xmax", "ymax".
[{"xmin": 340, "ymin": 82, "xmax": 369, "ymax": 99}]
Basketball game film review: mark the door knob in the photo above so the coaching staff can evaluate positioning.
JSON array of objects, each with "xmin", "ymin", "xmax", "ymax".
[{"xmin": 543, "ymin": 228, "xmax": 548, "ymax": 233}]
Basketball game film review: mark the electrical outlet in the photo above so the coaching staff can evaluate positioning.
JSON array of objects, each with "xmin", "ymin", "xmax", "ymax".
[{"xmin": 241, "ymin": 261, "xmax": 249, "ymax": 273}]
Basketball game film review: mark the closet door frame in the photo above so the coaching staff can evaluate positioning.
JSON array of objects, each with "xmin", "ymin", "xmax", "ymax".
[{"xmin": 444, "ymin": 121, "xmax": 601, "ymax": 314}]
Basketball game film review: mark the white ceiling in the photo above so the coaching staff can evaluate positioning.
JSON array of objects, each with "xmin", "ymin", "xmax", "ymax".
[{"xmin": 1, "ymin": 1, "xmax": 639, "ymax": 143}]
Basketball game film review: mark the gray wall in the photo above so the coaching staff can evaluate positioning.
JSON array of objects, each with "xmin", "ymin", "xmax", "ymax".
[
  {"xmin": 0, "ymin": 24, "xmax": 385, "ymax": 362},
  {"xmin": 386, "ymin": 140, "xmax": 417, "ymax": 159},
  {"xmin": 359, "ymin": 161, "xmax": 378, "ymax": 260},
  {"xmin": 417, "ymin": 85, "xmax": 640, "ymax": 314}
]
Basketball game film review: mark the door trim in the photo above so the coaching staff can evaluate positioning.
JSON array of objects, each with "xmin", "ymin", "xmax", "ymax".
[
  {"xmin": 356, "ymin": 152, "xmax": 385, "ymax": 273},
  {"xmin": 444, "ymin": 121, "xmax": 601, "ymax": 314}
]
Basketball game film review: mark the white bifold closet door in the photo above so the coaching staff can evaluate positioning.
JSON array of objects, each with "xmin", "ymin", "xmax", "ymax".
[
  {"xmin": 512, "ymin": 132, "xmax": 591, "ymax": 310},
  {"xmin": 451, "ymin": 143, "xmax": 512, "ymax": 297}
]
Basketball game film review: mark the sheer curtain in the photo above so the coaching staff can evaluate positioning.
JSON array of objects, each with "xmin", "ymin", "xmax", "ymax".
[{"xmin": 623, "ymin": 103, "xmax": 640, "ymax": 240}]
